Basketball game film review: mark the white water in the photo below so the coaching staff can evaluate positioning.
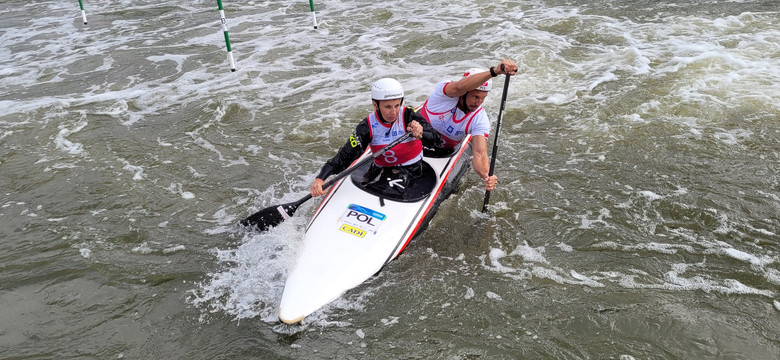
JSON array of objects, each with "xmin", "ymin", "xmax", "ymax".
[{"xmin": 1, "ymin": 0, "xmax": 779, "ymax": 358}]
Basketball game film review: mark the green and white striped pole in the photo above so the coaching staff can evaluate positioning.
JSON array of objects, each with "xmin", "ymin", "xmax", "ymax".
[
  {"xmin": 77, "ymin": 0, "xmax": 87, "ymax": 25},
  {"xmin": 216, "ymin": 0, "xmax": 236, "ymax": 72},
  {"xmin": 308, "ymin": 0, "xmax": 318, "ymax": 29}
]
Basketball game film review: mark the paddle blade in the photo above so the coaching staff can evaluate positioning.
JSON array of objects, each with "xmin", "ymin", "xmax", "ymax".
[{"xmin": 239, "ymin": 199, "xmax": 304, "ymax": 231}]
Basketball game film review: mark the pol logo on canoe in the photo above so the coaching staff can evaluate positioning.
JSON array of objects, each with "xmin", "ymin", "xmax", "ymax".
[{"xmin": 338, "ymin": 204, "xmax": 386, "ymax": 237}]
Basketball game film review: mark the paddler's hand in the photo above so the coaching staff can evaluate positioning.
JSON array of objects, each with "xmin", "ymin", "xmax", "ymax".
[
  {"xmin": 483, "ymin": 174, "xmax": 498, "ymax": 191},
  {"xmin": 495, "ymin": 59, "xmax": 518, "ymax": 76},
  {"xmin": 407, "ymin": 120, "xmax": 423, "ymax": 139},
  {"xmin": 310, "ymin": 178, "xmax": 326, "ymax": 197}
]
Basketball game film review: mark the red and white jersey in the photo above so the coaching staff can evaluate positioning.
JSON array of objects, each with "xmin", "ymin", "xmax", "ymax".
[
  {"xmin": 366, "ymin": 107, "xmax": 423, "ymax": 167},
  {"xmin": 418, "ymin": 81, "xmax": 491, "ymax": 148}
]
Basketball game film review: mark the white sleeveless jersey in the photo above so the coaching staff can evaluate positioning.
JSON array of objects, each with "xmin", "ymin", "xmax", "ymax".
[
  {"xmin": 366, "ymin": 107, "xmax": 423, "ymax": 167},
  {"xmin": 418, "ymin": 81, "xmax": 491, "ymax": 148}
]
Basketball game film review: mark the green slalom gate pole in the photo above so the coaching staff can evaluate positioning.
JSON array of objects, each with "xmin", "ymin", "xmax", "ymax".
[
  {"xmin": 78, "ymin": 0, "xmax": 87, "ymax": 25},
  {"xmin": 308, "ymin": 0, "xmax": 318, "ymax": 29},
  {"xmin": 216, "ymin": 0, "xmax": 236, "ymax": 72}
]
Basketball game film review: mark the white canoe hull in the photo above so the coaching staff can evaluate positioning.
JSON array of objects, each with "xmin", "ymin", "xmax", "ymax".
[{"xmin": 278, "ymin": 135, "xmax": 473, "ymax": 324}]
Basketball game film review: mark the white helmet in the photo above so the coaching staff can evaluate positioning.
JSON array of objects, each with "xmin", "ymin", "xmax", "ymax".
[
  {"xmin": 463, "ymin": 68, "xmax": 492, "ymax": 92},
  {"xmin": 371, "ymin": 78, "xmax": 405, "ymax": 101}
]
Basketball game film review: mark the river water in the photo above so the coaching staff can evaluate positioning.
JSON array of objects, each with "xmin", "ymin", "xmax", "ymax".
[{"xmin": 1, "ymin": 0, "xmax": 778, "ymax": 358}]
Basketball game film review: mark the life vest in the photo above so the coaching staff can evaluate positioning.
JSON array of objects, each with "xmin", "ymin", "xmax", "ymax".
[
  {"xmin": 418, "ymin": 98, "xmax": 484, "ymax": 148},
  {"xmin": 366, "ymin": 107, "xmax": 423, "ymax": 167}
]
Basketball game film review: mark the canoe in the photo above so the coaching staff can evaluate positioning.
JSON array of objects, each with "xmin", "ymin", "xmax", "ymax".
[{"xmin": 278, "ymin": 135, "xmax": 474, "ymax": 324}]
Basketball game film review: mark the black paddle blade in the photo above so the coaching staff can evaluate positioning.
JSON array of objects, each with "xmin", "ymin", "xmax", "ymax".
[{"xmin": 239, "ymin": 199, "xmax": 304, "ymax": 231}]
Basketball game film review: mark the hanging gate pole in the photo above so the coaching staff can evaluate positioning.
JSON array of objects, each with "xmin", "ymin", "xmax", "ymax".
[
  {"xmin": 216, "ymin": 0, "xmax": 236, "ymax": 72},
  {"xmin": 78, "ymin": 0, "xmax": 87, "ymax": 25},
  {"xmin": 308, "ymin": 0, "xmax": 318, "ymax": 29}
]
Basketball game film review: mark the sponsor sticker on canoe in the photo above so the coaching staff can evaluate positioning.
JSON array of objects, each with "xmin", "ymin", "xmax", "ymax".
[
  {"xmin": 339, "ymin": 224, "xmax": 366, "ymax": 238},
  {"xmin": 338, "ymin": 204, "xmax": 386, "ymax": 238}
]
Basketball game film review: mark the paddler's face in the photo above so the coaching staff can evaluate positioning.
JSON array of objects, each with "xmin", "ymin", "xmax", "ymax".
[
  {"xmin": 462, "ymin": 90, "xmax": 488, "ymax": 113},
  {"xmin": 373, "ymin": 99, "xmax": 402, "ymax": 123}
]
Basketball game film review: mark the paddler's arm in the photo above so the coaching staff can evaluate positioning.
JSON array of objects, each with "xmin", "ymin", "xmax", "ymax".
[
  {"xmin": 406, "ymin": 107, "xmax": 441, "ymax": 146},
  {"xmin": 310, "ymin": 118, "xmax": 372, "ymax": 197},
  {"xmin": 443, "ymin": 59, "xmax": 518, "ymax": 97},
  {"xmin": 471, "ymin": 135, "xmax": 498, "ymax": 191}
]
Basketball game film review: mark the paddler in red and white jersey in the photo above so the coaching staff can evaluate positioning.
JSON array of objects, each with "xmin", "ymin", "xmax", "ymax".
[
  {"xmin": 310, "ymin": 78, "xmax": 441, "ymax": 197},
  {"xmin": 418, "ymin": 59, "xmax": 518, "ymax": 191}
]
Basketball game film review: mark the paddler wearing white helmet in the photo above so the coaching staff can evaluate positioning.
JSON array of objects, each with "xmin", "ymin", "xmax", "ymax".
[
  {"xmin": 417, "ymin": 59, "xmax": 518, "ymax": 191},
  {"xmin": 310, "ymin": 78, "xmax": 441, "ymax": 197}
]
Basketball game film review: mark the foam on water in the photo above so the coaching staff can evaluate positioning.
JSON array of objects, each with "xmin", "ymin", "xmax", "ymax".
[
  {"xmin": 121, "ymin": 160, "xmax": 146, "ymax": 181},
  {"xmin": 4, "ymin": 3, "xmax": 779, "ymax": 131},
  {"xmin": 484, "ymin": 209, "xmax": 778, "ymax": 300},
  {"xmin": 54, "ymin": 120, "xmax": 88, "ymax": 155}
]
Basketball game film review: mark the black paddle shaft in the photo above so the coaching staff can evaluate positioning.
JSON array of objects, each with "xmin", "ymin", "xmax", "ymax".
[
  {"xmin": 482, "ymin": 73, "xmax": 511, "ymax": 213},
  {"xmin": 240, "ymin": 132, "xmax": 413, "ymax": 230}
]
